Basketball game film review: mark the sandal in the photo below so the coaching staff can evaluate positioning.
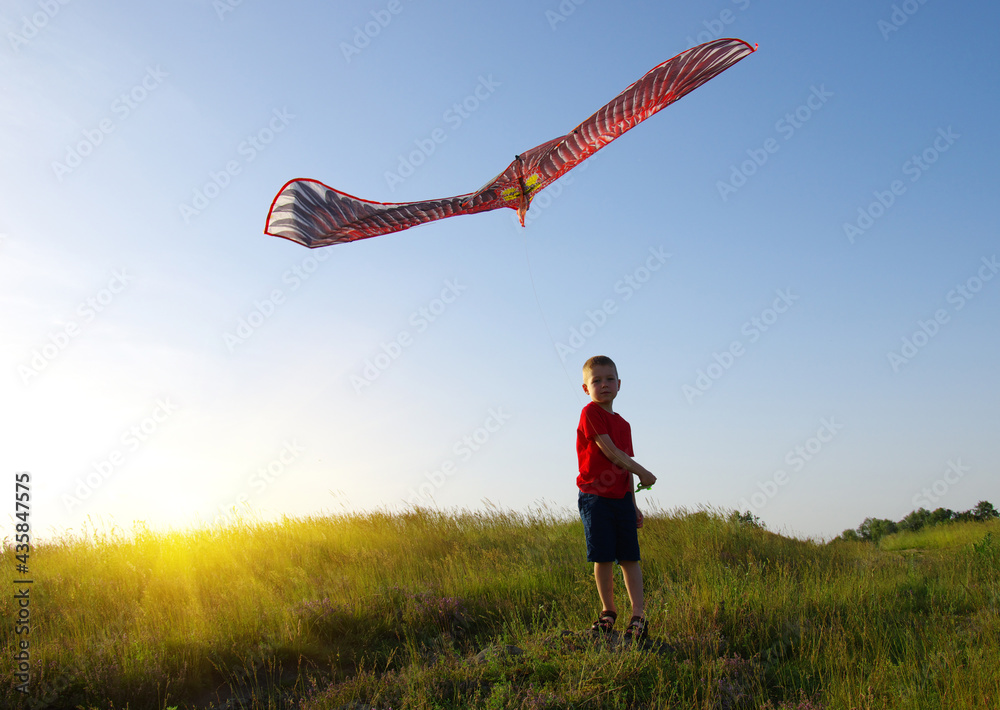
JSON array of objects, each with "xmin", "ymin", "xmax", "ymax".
[
  {"xmin": 624, "ymin": 615, "xmax": 648, "ymax": 641},
  {"xmin": 590, "ymin": 610, "xmax": 617, "ymax": 633}
]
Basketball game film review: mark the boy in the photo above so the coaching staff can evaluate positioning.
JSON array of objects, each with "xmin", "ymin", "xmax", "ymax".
[{"xmin": 577, "ymin": 355, "xmax": 656, "ymax": 640}]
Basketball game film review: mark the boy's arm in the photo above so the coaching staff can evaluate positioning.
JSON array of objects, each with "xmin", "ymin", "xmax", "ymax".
[{"xmin": 593, "ymin": 434, "xmax": 656, "ymax": 488}]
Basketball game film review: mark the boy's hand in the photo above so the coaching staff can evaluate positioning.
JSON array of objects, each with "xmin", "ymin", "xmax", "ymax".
[
  {"xmin": 635, "ymin": 506, "xmax": 644, "ymax": 529},
  {"xmin": 637, "ymin": 471, "xmax": 656, "ymax": 488}
]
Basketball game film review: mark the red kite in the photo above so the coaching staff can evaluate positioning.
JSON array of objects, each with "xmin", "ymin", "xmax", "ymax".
[{"xmin": 265, "ymin": 38, "xmax": 756, "ymax": 248}]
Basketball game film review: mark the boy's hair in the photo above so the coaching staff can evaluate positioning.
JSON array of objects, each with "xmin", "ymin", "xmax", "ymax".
[{"xmin": 583, "ymin": 355, "xmax": 618, "ymax": 378}]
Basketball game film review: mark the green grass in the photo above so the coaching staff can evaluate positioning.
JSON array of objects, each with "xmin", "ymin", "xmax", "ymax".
[
  {"xmin": 2, "ymin": 507, "xmax": 998, "ymax": 708},
  {"xmin": 878, "ymin": 518, "xmax": 1000, "ymax": 551}
]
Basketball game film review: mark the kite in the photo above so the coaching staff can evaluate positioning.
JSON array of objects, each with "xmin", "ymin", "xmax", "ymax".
[{"xmin": 265, "ymin": 38, "xmax": 756, "ymax": 248}]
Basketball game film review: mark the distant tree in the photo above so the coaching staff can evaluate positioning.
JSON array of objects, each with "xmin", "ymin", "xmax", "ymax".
[
  {"xmin": 857, "ymin": 517, "xmax": 898, "ymax": 543},
  {"xmin": 843, "ymin": 500, "xmax": 996, "ymax": 545},
  {"xmin": 972, "ymin": 500, "xmax": 998, "ymax": 522},
  {"xmin": 928, "ymin": 507, "xmax": 955, "ymax": 526},
  {"xmin": 898, "ymin": 507, "xmax": 931, "ymax": 532}
]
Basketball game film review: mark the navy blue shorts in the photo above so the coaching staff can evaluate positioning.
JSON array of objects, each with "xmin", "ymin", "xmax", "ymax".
[{"xmin": 578, "ymin": 492, "xmax": 640, "ymax": 563}]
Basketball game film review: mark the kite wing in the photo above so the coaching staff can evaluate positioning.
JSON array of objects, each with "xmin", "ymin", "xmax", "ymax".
[{"xmin": 265, "ymin": 38, "xmax": 756, "ymax": 248}]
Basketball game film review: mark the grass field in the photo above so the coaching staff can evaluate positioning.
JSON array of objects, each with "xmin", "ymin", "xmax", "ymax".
[{"xmin": 2, "ymin": 508, "xmax": 998, "ymax": 709}]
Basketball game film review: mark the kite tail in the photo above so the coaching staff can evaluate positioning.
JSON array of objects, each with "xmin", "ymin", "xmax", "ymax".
[{"xmin": 264, "ymin": 178, "xmax": 500, "ymax": 248}]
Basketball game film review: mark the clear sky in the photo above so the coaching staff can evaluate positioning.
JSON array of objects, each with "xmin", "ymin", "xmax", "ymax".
[{"xmin": 2, "ymin": 0, "xmax": 998, "ymax": 542}]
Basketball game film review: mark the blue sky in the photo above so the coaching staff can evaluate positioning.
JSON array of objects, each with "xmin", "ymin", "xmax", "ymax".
[{"xmin": 2, "ymin": 0, "xmax": 998, "ymax": 541}]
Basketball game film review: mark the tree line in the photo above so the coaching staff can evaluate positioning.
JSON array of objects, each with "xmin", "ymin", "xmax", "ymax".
[{"xmin": 839, "ymin": 500, "xmax": 998, "ymax": 543}]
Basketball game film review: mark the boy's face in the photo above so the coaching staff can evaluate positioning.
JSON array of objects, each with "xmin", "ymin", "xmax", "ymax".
[{"xmin": 582, "ymin": 364, "xmax": 620, "ymax": 410}]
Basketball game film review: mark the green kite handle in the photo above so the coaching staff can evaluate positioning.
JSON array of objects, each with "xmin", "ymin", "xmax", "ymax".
[{"xmin": 636, "ymin": 482, "xmax": 654, "ymax": 493}]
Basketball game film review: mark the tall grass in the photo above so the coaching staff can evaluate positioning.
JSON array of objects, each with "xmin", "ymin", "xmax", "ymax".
[
  {"xmin": 2, "ymin": 508, "xmax": 998, "ymax": 708},
  {"xmin": 878, "ymin": 518, "xmax": 1000, "ymax": 551}
]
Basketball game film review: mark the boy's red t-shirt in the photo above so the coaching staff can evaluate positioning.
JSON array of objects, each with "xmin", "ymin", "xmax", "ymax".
[{"xmin": 577, "ymin": 401, "xmax": 634, "ymax": 499}]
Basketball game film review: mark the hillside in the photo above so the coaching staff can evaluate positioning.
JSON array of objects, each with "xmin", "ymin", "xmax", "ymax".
[{"xmin": 2, "ymin": 510, "xmax": 998, "ymax": 708}]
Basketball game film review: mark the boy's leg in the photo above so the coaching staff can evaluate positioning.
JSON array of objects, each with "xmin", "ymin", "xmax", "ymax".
[
  {"xmin": 580, "ymin": 493, "xmax": 618, "ymax": 616},
  {"xmin": 594, "ymin": 561, "xmax": 616, "ymax": 614},
  {"xmin": 619, "ymin": 560, "xmax": 644, "ymax": 619}
]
